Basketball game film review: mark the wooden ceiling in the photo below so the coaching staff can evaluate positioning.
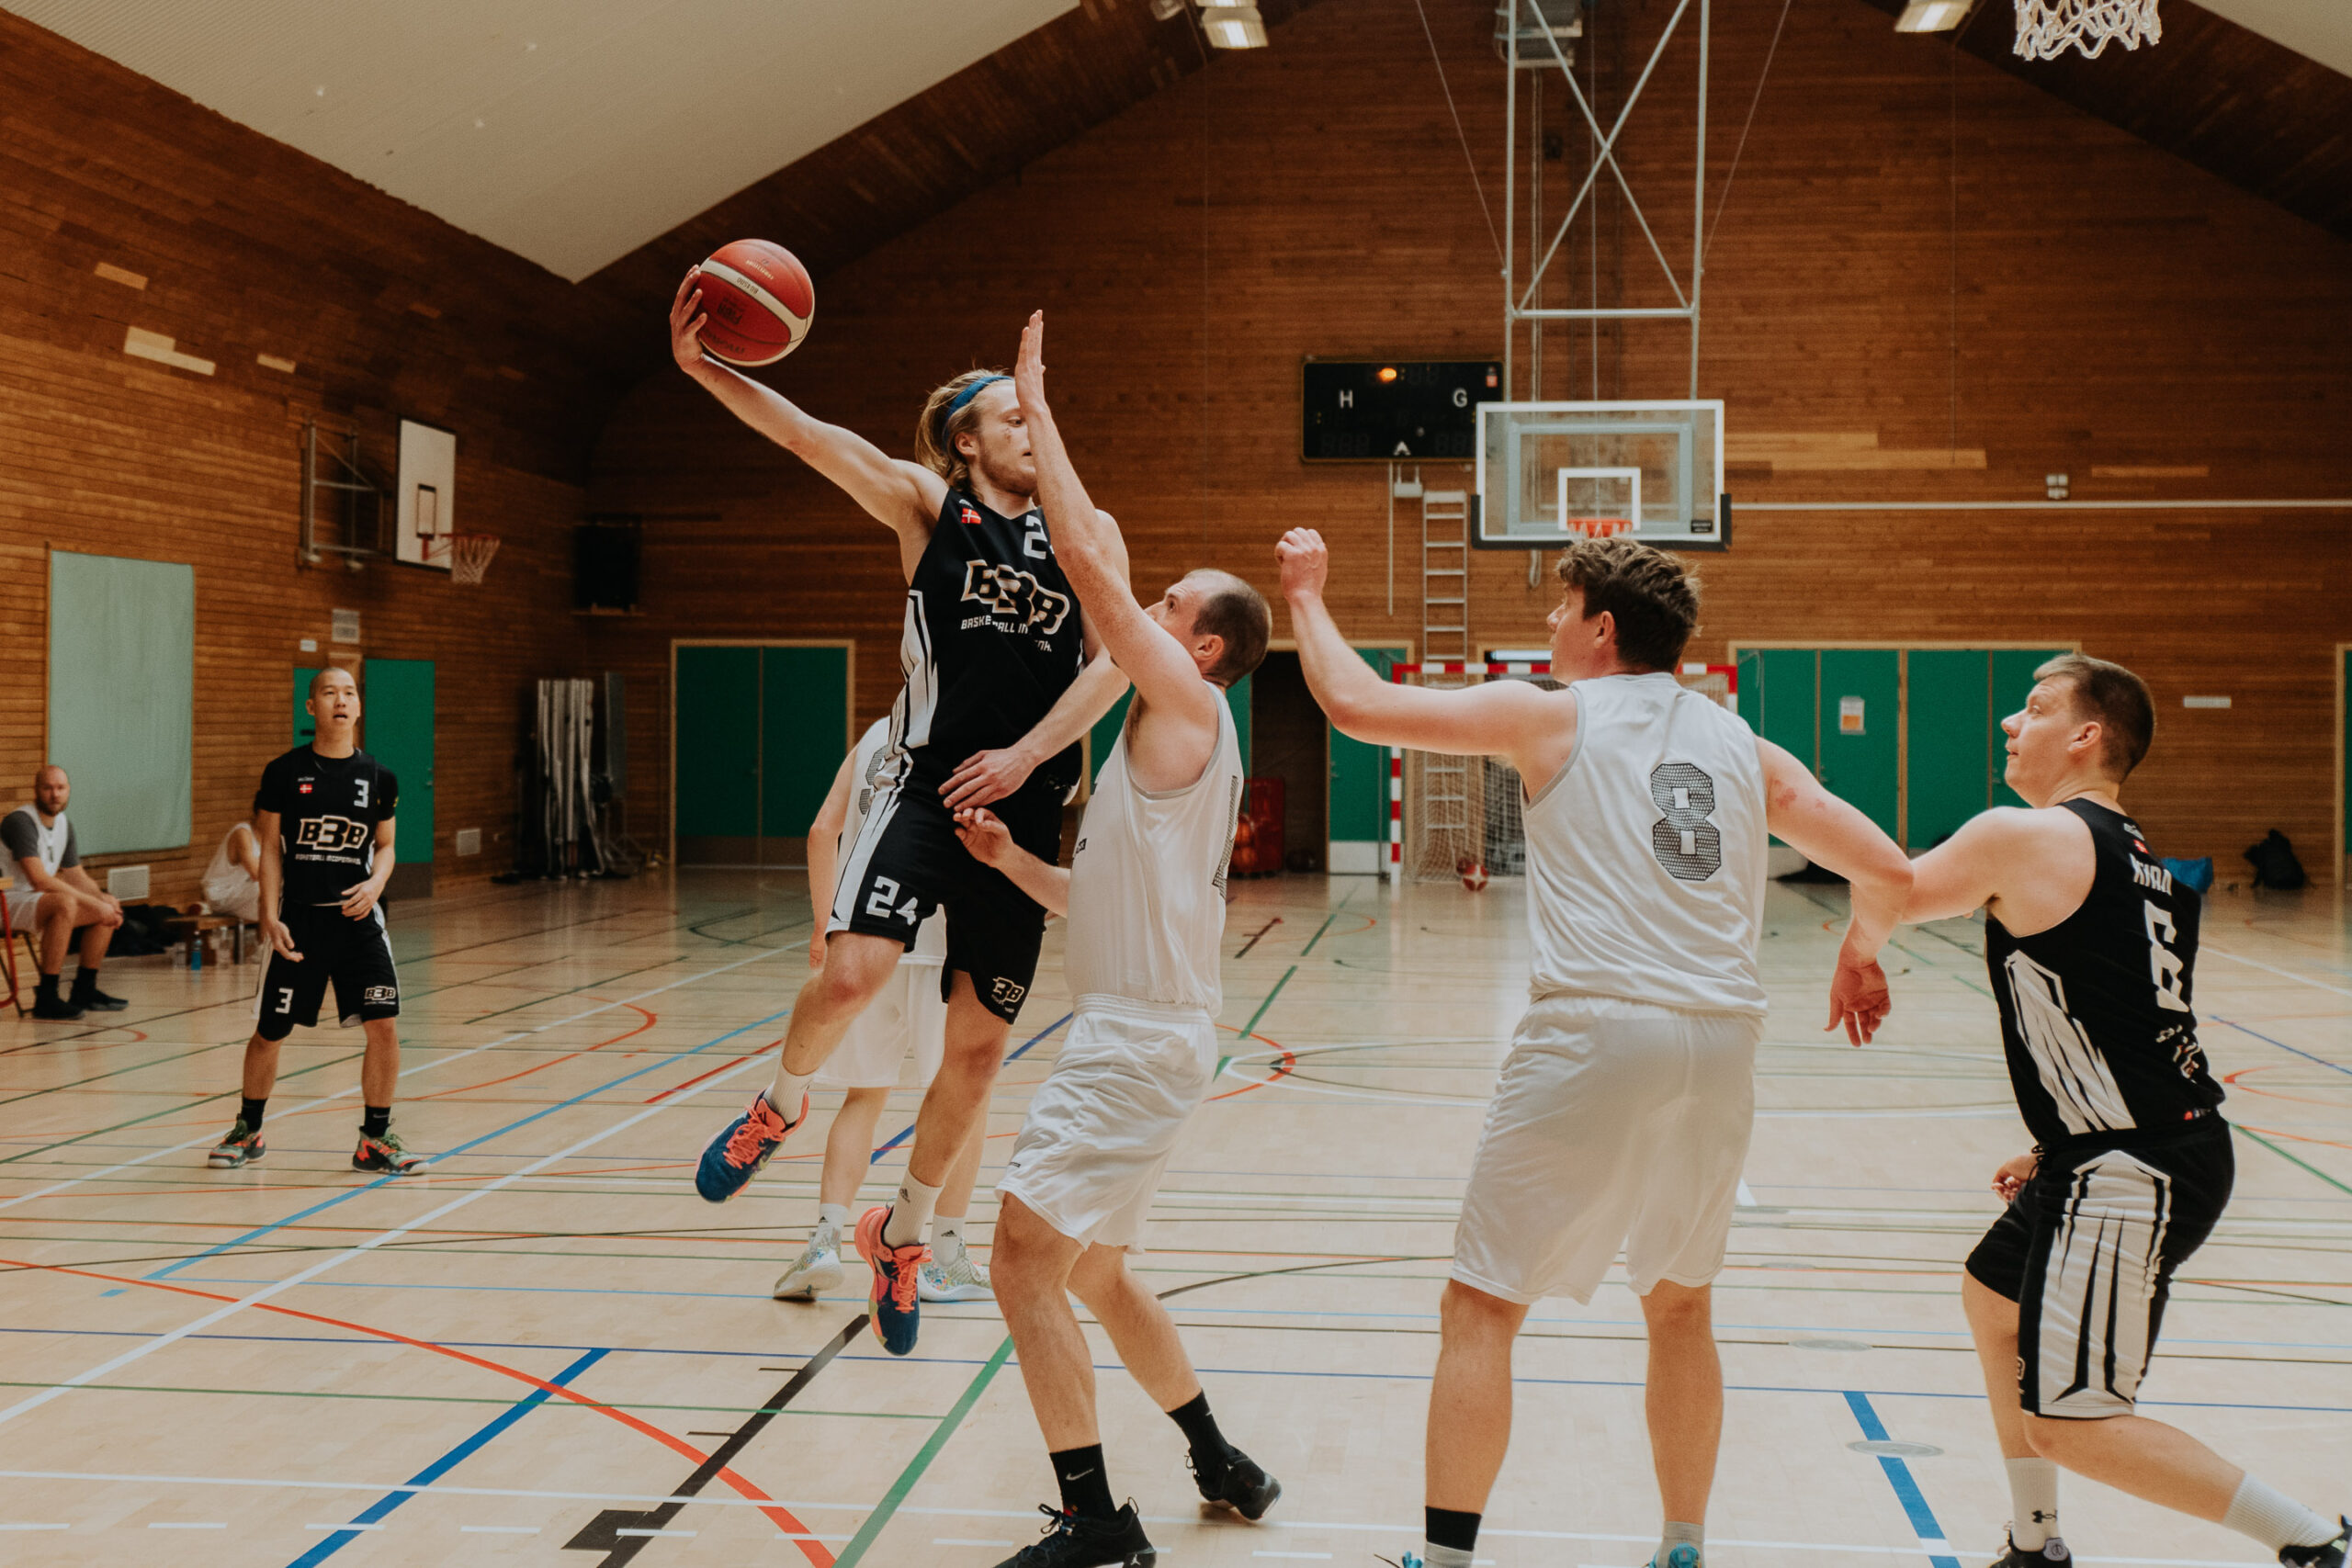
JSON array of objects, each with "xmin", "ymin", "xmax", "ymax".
[
  {"xmin": 576, "ymin": 0, "xmax": 1324, "ymax": 359},
  {"xmin": 1855, "ymin": 0, "xmax": 2352, "ymax": 237}
]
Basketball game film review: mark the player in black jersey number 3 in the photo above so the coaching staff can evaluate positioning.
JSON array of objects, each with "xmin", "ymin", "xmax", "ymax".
[
  {"xmin": 1904, "ymin": 655, "xmax": 2345, "ymax": 1568},
  {"xmin": 209, "ymin": 668, "xmax": 425, "ymax": 1177},
  {"xmin": 666, "ymin": 269, "xmax": 1125, "ymax": 1357}
]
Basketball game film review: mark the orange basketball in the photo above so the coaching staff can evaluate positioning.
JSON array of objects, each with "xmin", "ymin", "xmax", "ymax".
[
  {"xmin": 693, "ymin": 240, "xmax": 814, "ymax": 367},
  {"xmin": 1462, "ymin": 862, "xmax": 1489, "ymax": 892}
]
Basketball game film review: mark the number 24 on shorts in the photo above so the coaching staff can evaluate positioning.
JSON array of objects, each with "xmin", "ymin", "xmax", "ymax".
[{"xmin": 865, "ymin": 876, "xmax": 920, "ymax": 925}]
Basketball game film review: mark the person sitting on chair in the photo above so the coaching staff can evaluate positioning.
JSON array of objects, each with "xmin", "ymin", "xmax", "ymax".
[
  {"xmin": 0, "ymin": 764, "xmax": 126, "ymax": 1020},
  {"xmin": 203, "ymin": 820, "xmax": 264, "ymax": 924}
]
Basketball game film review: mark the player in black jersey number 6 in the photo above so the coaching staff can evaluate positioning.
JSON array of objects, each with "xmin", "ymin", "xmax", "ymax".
[
  {"xmin": 668, "ymin": 269, "xmax": 1125, "ymax": 1356},
  {"xmin": 1904, "ymin": 656, "xmax": 2345, "ymax": 1568},
  {"xmin": 209, "ymin": 669, "xmax": 425, "ymax": 1177}
]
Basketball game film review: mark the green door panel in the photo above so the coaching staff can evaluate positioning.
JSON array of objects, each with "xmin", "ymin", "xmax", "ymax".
[
  {"xmin": 361, "ymin": 659, "xmax": 434, "ymax": 863},
  {"xmin": 1329, "ymin": 647, "xmax": 1408, "ymax": 849},
  {"xmin": 1906, "ymin": 649, "xmax": 1990, "ymax": 849},
  {"xmin": 1990, "ymin": 649, "xmax": 2069, "ymax": 807},
  {"xmin": 1817, "ymin": 649, "xmax": 1899, "ymax": 841},
  {"xmin": 675, "ymin": 646, "xmax": 760, "ymax": 838},
  {"xmin": 1226, "ymin": 673, "xmax": 1252, "ymax": 773},
  {"xmin": 759, "ymin": 646, "xmax": 850, "ymax": 839},
  {"xmin": 292, "ymin": 667, "xmax": 320, "ymax": 745},
  {"xmin": 1752, "ymin": 649, "xmax": 1819, "ymax": 770},
  {"xmin": 1736, "ymin": 651, "xmax": 1762, "ymax": 734},
  {"xmin": 1089, "ymin": 690, "xmax": 1134, "ymax": 784}
]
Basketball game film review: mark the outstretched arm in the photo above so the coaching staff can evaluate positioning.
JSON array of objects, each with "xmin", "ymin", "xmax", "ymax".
[
  {"xmin": 1758, "ymin": 739, "xmax": 1913, "ymax": 1043},
  {"xmin": 670, "ymin": 269, "xmax": 943, "ymax": 566},
  {"xmin": 1901, "ymin": 808, "xmax": 2023, "ymax": 924},
  {"xmin": 954, "ymin": 807, "xmax": 1069, "ymax": 918},
  {"xmin": 1278, "ymin": 528, "xmax": 1568, "ymax": 784},
  {"xmin": 941, "ymin": 649, "xmax": 1131, "ymax": 810},
  {"xmin": 1013, "ymin": 312, "xmax": 1216, "ymax": 732}
]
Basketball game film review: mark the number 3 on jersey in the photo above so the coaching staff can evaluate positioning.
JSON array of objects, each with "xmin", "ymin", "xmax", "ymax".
[
  {"xmin": 1647, "ymin": 762, "xmax": 1723, "ymax": 882},
  {"xmin": 865, "ymin": 875, "xmax": 921, "ymax": 926}
]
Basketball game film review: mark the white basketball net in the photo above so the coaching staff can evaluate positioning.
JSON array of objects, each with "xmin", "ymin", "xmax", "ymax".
[
  {"xmin": 2015, "ymin": 0, "xmax": 2160, "ymax": 60},
  {"xmin": 448, "ymin": 533, "xmax": 502, "ymax": 586}
]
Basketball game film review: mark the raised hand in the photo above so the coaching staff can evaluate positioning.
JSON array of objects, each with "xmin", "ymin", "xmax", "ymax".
[
  {"xmin": 1277, "ymin": 527, "xmax": 1330, "ymax": 600},
  {"xmin": 1013, "ymin": 310, "xmax": 1046, "ymax": 414},
  {"xmin": 670, "ymin": 267, "xmax": 710, "ymax": 375},
  {"xmin": 1825, "ymin": 951, "xmax": 1892, "ymax": 1045}
]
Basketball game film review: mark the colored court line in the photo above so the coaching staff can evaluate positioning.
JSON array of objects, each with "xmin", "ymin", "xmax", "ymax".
[
  {"xmin": 831, "ymin": 1334, "xmax": 1015, "ymax": 1567},
  {"xmin": 2234, "ymin": 1124, "xmax": 2352, "ymax": 1197},
  {"xmin": 287, "ymin": 1347, "xmax": 609, "ymax": 1566},
  {"xmin": 145, "ymin": 1006, "xmax": 791, "ymax": 1279},
  {"xmin": 2209, "ymin": 1014, "xmax": 2352, "ymax": 1079},
  {"xmin": 1238, "ymin": 967, "xmax": 1295, "ymax": 1042},
  {"xmin": 1843, "ymin": 1391, "xmax": 1962, "ymax": 1568},
  {"xmin": 866, "ymin": 1012, "xmax": 1069, "ymax": 1163},
  {"xmin": 1235, "ymin": 916, "xmax": 1283, "ymax": 957}
]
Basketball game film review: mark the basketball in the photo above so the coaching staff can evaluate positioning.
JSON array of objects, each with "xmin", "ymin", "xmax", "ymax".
[
  {"xmin": 692, "ymin": 240, "xmax": 814, "ymax": 367},
  {"xmin": 1462, "ymin": 862, "xmax": 1489, "ymax": 892}
]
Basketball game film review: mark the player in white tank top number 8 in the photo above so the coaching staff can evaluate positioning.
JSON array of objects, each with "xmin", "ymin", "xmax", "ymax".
[
  {"xmin": 1280, "ymin": 525, "xmax": 1916, "ymax": 1568},
  {"xmin": 946, "ymin": 312, "xmax": 1281, "ymax": 1568}
]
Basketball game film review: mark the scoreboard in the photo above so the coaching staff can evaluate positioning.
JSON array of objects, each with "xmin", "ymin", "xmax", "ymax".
[{"xmin": 1302, "ymin": 359, "xmax": 1501, "ymax": 462}]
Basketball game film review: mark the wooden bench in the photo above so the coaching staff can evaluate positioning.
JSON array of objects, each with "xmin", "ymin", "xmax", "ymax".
[{"xmin": 162, "ymin": 913, "xmax": 255, "ymax": 970}]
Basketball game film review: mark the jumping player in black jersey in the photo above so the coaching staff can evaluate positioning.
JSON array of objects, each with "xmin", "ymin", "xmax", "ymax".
[
  {"xmin": 209, "ymin": 668, "xmax": 424, "ymax": 1176},
  {"xmin": 1905, "ymin": 655, "xmax": 2345, "ymax": 1568},
  {"xmin": 666, "ymin": 270, "xmax": 1126, "ymax": 1355}
]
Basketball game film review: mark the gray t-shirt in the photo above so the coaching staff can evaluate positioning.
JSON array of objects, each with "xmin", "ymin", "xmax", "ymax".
[{"xmin": 0, "ymin": 807, "xmax": 77, "ymax": 871}]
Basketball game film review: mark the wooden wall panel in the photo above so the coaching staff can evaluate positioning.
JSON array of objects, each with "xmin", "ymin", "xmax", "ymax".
[
  {"xmin": 590, "ymin": 0, "xmax": 2350, "ymax": 869},
  {"xmin": 0, "ymin": 14, "xmax": 619, "ymax": 904}
]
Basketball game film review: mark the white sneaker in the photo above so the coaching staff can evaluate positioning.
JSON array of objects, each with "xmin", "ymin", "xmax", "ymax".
[
  {"xmin": 918, "ymin": 1248, "xmax": 992, "ymax": 1303},
  {"xmin": 773, "ymin": 1229, "xmax": 844, "ymax": 1301}
]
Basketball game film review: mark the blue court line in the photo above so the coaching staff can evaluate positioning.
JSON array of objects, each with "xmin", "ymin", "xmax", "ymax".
[
  {"xmin": 864, "ymin": 1011, "xmax": 1071, "ymax": 1165},
  {"xmin": 1844, "ymin": 1390, "xmax": 1962, "ymax": 1568},
  {"xmin": 2208, "ymin": 1014, "xmax": 2352, "ymax": 1078},
  {"xmin": 285, "ymin": 1347, "xmax": 606, "ymax": 1566},
  {"xmin": 145, "ymin": 1008, "xmax": 793, "ymax": 1280}
]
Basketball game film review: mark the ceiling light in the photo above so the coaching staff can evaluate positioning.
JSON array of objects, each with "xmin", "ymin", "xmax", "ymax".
[
  {"xmin": 1201, "ymin": 3, "xmax": 1269, "ymax": 48},
  {"xmin": 1894, "ymin": 0, "xmax": 1974, "ymax": 31}
]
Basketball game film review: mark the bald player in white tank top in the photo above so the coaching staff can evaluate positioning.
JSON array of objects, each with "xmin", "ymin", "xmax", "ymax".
[
  {"xmin": 944, "ymin": 313, "xmax": 1282, "ymax": 1568},
  {"xmin": 1280, "ymin": 525, "xmax": 1915, "ymax": 1568}
]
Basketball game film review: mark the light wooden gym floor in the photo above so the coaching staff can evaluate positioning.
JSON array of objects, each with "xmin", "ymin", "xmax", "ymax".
[{"xmin": 0, "ymin": 868, "xmax": 2343, "ymax": 1567}]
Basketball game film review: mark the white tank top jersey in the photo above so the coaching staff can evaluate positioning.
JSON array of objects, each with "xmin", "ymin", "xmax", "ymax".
[
  {"xmin": 1064, "ymin": 694, "xmax": 1245, "ymax": 1015},
  {"xmin": 202, "ymin": 822, "xmax": 259, "ymax": 908},
  {"xmin": 1523, "ymin": 671, "xmax": 1770, "ymax": 1017},
  {"xmin": 0, "ymin": 806, "xmax": 70, "ymax": 885},
  {"xmin": 843, "ymin": 719, "xmax": 947, "ymax": 963}
]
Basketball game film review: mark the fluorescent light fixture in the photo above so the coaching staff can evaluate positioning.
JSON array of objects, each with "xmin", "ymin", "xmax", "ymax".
[
  {"xmin": 1201, "ymin": 4, "xmax": 1269, "ymax": 47},
  {"xmin": 1894, "ymin": 0, "xmax": 1973, "ymax": 30}
]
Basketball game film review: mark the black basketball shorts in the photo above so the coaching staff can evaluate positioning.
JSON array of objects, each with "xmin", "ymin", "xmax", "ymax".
[
  {"xmin": 830, "ymin": 775, "xmax": 1061, "ymax": 1024},
  {"xmin": 1966, "ymin": 1121, "xmax": 2233, "ymax": 1419},
  {"xmin": 254, "ymin": 906, "xmax": 401, "ymax": 1042}
]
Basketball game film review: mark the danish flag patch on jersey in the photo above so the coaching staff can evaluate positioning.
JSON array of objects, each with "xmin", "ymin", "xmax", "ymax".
[
  {"xmin": 959, "ymin": 503, "xmax": 984, "ymax": 527},
  {"xmin": 298, "ymin": 782, "xmax": 314, "ymax": 795}
]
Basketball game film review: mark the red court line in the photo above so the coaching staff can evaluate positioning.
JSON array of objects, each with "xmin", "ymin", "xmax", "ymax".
[
  {"xmin": 646, "ymin": 1042, "xmax": 781, "ymax": 1102},
  {"xmin": 0, "ymin": 1252, "xmax": 836, "ymax": 1566},
  {"xmin": 413, "ymin": 1003, "xmax": 660, "ymax": 1100},
  {"xmin": 1206, "ymin": 1024, "xmax": 1295, "ymax": 1103}
]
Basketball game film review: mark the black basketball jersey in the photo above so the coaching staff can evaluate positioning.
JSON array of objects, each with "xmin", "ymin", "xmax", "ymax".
[
  {"xmin": 254, "ymin": 746, "xmax": 400, "ymax": 910},
  {"xmin": 888, "ymin": 487, "xmax": 1086, "ymax": 795},
  {"xmin": 1984, "ymin": 799, "xmax": 2223, "ymax": 1148}
]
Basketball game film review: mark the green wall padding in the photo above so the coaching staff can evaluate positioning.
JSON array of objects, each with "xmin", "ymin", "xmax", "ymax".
[{"xmin": 48, "ymin": 552, "xmax": 194, "ymax": 855}]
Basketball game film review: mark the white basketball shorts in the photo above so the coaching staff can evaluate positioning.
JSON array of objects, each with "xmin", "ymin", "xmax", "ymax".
[
  {"xmin": 3, "ymin": 886, "xmax": 44, "ymax": 930},
  {"xmin": 816, "ymin": 958, "xmax": 949, "ymax": 1090},
  {"xmin": 1453, "ymin": 994, "xmax": 1761, "ymax": 1305},
  {"xmin": 997, "ymin": 999, "xmax": 1218, "ymax": 1252}
]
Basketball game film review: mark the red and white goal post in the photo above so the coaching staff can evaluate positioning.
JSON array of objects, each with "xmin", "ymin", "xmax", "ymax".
[{"xmin": 1385, "ymin": 661, "xmax": 1736, "ymax": 882}]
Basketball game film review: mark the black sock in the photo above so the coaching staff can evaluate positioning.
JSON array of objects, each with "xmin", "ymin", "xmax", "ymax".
[
  {"xmin": 240, "ymin": 1098, "xmax": 267, "ymax": 1132},
  {"xmin": 35, "ymin": 974, "xmax": 60, "ymax": 1001},
  {"xmin": 70, "ymin": 966, "xmax": 98, "ymax": 998},
  {"xmin": 362, "ymin": 1105, "xmax": 390, "ymax": 1140},
  {"xmin": 1166, "ymin": 1391, "xmax": 1236, "ymax": 1483},
  {"xmin": 1049, "ymin": 1443, "xmax": 1116, "ymax": 1521},
  {"xmin": 1428, "ymin": 1507, "xmax": 1482, "ymax": 1552}
]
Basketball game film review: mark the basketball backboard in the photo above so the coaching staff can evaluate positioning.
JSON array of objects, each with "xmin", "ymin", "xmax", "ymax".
[{"xmin": 1475, "ymin": 400, "xmax": 1727, "ymax": 550}]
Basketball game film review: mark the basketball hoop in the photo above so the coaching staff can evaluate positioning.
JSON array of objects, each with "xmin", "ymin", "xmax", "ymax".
[
  {"xmin": 1564, "ymin": 517, "xmax": 1634, "ymax": 538},
  {"xmin": 448, "ymin": 533, "xmax": 502, "ymax": 585},
  {"xmin": 2014, "ymin": 0, "xmax": 2159, "ymax": 60}
]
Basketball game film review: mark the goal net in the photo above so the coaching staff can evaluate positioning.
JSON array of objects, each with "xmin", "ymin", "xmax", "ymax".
[{"xmin": 1390, "ymin": 661, "xmax": 1736, "ymax": 882}]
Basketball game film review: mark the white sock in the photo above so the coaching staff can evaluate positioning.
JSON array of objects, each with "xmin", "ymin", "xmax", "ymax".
[
  {"xmin": 816, "ymin": 1203, "xmax": 850, "ymax": 1236},
  {"xmin": 1659, "ymin": 1520, "xmax": 1703, "ymax": 1563},
  {"xmin": 768, "ymin": 1066, "xmax": 814, "ymax": 1122},
  {"xmin": 882, "ymin": 1175, "xmax": 941, "ymax": 1247},
  {"xmin": 1420, "ymin": 1546, "xmax": 1475, "ymax": 1568},
  {"xmin": 2223, "ymin": 1475, "xmax": 2337, "ymax": 1552},
  {"xmin": 2007, "ymin": 1457, "xmax": 2060, "ymax": 1550},
  {"xmin": 932, "ymin": 1214, "xmax": 966, "ymax": 1264}
]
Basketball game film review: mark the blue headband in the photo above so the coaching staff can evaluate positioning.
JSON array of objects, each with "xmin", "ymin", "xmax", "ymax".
[{"xmin": 939, "ymin": 374, "xmax": 1009, "ymax": 434}]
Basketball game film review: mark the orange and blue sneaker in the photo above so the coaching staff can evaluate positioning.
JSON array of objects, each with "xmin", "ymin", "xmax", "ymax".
[
  {"xmin": 695, "ymin": 1090, "xmax": 800, "ymax": 1203},
  {"xmin": 352, "ymin": 1128, "xmax": 429, "ymax": 1175},
  {"xmin": 854, "ymin": 1205, "xmax": 928, "ymax": 1355}
]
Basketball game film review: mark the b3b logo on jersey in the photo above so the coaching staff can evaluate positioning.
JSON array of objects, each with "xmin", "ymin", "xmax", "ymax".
[
  {"xmin": 294, "ymin": 815, "xmax": 371, "ymax": 853},
  {"xmin": 960, "ymin": 560, "xmax": 1072, "ymax": 636}
]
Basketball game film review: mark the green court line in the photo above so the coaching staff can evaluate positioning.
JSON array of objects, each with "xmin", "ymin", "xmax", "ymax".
[
  {"xmin": 1216, "ymin": 963, "xmax": 1299, "ymax": 1079},
  {"xmin": 2236, "ymin": 1124, "xmax": 2352, "ymax": 1197},
  {"xmin": 832, "ymin": 1333, "xmax": 1015, "ymax": 1567},
  {"xmin": 1297, "ymin": 887, "xmax": 1359, "ymax": 957}
]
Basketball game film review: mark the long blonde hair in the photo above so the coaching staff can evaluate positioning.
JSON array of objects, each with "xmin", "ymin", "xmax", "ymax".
[{"xmin": 913, "ymin": 368, "xmax": 1010, "ymax": 492}]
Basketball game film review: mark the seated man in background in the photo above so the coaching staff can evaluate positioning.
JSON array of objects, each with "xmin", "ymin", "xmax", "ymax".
[
  {"xmin": 0, "ymin": 764, "xmax": 125, "ymax": 1020},
  {"xmin": 203, "ymin": 819, "xmax": 264, "ymax": 923}
]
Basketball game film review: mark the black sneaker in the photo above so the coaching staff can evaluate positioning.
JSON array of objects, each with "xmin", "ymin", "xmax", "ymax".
[
  {"xmin": 31, "ymin": 992, "xmax": 85, "ymax": 1021},
  {"xmin": 990, "ymin": 1504, "xmax": 1156, "ymax": 1567},
  {"xmin": 74, "ymin": 983, "xmax": 128, "ymax": 1012},
  {"xmin": 1993, "ymin": 1534, "xmax": 2072, "ymax": 1568},
  {"xmin": 2281, "ymin": 1518, "xmax": 2349, "ymax": 1568},
  {"xmin": 1192, "ymin": 1446, "xmax": 1282, "ymax": 1521}
]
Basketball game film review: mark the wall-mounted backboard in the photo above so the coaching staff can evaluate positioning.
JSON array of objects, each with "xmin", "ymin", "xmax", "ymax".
[{"xmin": 1476, "ymin": 400, "xmax": 1727, "ymax": 550}]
